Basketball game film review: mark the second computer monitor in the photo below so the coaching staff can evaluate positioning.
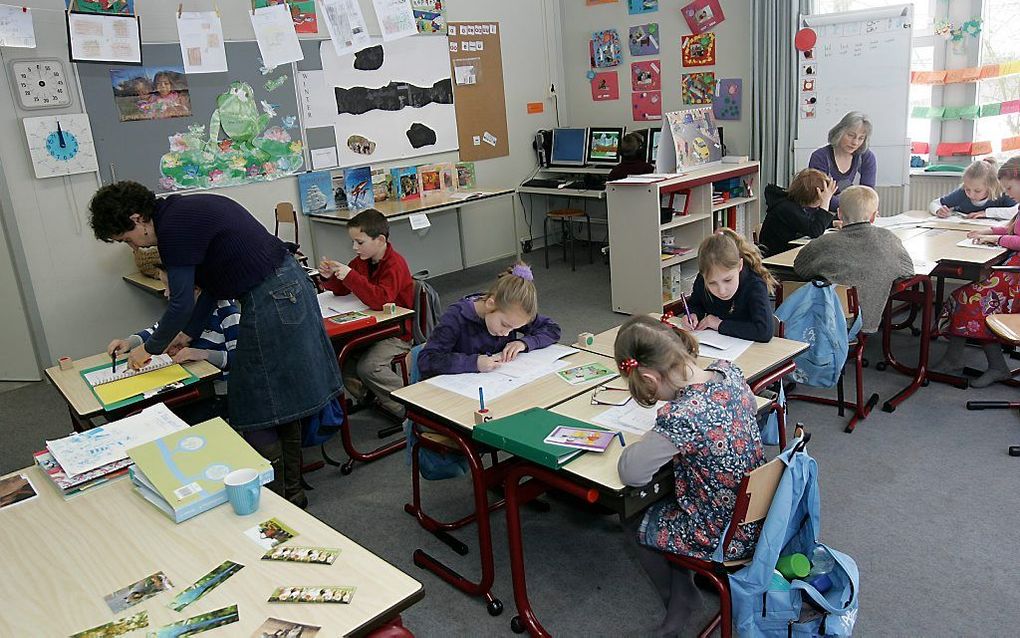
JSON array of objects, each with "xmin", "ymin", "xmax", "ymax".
[
  {"xmin": 586, "ymin": 127, "xmax": 625, "ymax": 164},
  {"xmin": 550, "ymin": 127, "xmax": 588, "ymax": 166}
]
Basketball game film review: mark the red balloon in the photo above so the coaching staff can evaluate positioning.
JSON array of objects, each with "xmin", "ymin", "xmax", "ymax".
[{"xmin": 795, "ymin": 28, "xmax": 817, "ymax": 52}]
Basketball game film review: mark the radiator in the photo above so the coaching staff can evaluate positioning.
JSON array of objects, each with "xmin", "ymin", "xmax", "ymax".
[
  {"xmin": 875, "ymin": 185, "xmax": 905, "ymax": 214},
  {"xmin": 907, "ymin": 174, "xmax": 961, "ymax": 212}
]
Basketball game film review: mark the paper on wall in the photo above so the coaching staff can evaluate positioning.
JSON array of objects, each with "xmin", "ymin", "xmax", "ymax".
[
  {"xmin": 296, "ymin": 70, "xmax": 336, "ymax": 129},
  {"xmin": 371, "ymin": 0, "xmax": 417, "ymax": 41},
  {"xmin": 311, "ymin": 146, "xmax": 338, "ymax": 169},
  {"xmin": 0, "ymin": 4, "xmax": 36, "ymax": 48},
  {"xmin": 320, "ymin": 0, "xmax": 371, "ymax": 57},
  {"xmin": 68, "ymin": 13, "xmax": 141, "ymax": 64},
  {"xmin": 176, "ymin": 11, "xmax": 228, "ymax": 74},
  {"xmin": 250, "ymin": 3, "xmax": 304, "ymax": 68}
]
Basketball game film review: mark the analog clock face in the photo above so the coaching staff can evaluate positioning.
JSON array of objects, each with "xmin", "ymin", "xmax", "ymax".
[
  {"xmin": 45, "ymin": 130, "xmax": 79, "ymax": 161},
  {"xmin": 12, "ymin": 60, "xmax": 71, "ymax": 110}
]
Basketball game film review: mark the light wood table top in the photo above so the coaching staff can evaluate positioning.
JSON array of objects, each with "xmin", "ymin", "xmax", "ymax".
[
  {"xmin": 123, "ymin": 271, "xmax": 166, "ymax": 296},
  {"xmin": 0, "ymin": 466, "xmax": 423, "ymax": 638},
  {"xmin": 44, "ymin": 352, "xmax": 220, "ymax": 419},
  {"xmin": 551, "ymin": 392, "xmax": 770, "ymax": 492},
  {"xmin": 573, "ymin": 320, "xmax": 808, "ymax": 384},
  {"xmin": 392, "ymin": 350, "xmax": 618, "ymax": 429},
  {"xmin": 308, "ymin": 189, "xmax": 515, "ymax": 224},
  {"xmin": 987, "ymin": 314, "xmax": 1020, "ymax": 344}
]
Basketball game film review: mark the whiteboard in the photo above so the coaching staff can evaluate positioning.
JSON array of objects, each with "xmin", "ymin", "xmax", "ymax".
[{"xmin": 793, "ymin": 5, "xmax": 913, "ymax": 186}]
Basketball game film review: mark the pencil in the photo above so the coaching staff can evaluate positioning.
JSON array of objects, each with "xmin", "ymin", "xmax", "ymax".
[{"xmin": 680, "ymin": 292, "xmax": 694, "ymax": 326}]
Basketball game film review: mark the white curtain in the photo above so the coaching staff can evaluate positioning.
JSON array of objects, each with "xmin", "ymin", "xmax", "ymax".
[{"xmin": 751, "ymin": 0, "xmax": 812, "ymax": 188}]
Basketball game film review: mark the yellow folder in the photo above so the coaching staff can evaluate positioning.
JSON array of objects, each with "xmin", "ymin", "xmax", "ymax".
[{"xmin": 93, "ymin": 364, "xmax": 192, "ymax": 405}]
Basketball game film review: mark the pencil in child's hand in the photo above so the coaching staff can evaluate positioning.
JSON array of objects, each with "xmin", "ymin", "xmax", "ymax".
[{"xmin": 680, "ymin": 293, "xmax": 694, "ymax": 326}]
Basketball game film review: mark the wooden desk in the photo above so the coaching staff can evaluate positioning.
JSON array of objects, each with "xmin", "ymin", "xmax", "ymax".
[
  {"xmin": 0, "ymin": 466, "xmax": 422, "ymax": 638},
  {"xmin": 323, "ymin": 305, "xmax": 414, "ymax": 339},
  {"xmin": 122, "ymin": 271, "xmax": 166, "ymax": 297},
  {"xmin": 45, "ymin": 353, "xmax": 220, "ymax": 432},
  {"xmin": 573, "ymin": 320, "xmax": 808, "ymax": 391}
]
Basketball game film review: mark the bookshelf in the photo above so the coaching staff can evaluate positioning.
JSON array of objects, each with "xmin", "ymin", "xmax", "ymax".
[{"xmin": 606, "ymin": 161, "xmax": 761, "ymax": 314}]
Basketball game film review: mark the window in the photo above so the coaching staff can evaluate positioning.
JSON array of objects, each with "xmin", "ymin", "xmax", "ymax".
[{"xmin": 974, "ymin": 0, "xmax": 1020, "ymax": 158}]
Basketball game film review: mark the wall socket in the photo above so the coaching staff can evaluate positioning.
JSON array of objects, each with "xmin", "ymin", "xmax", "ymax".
[{"xmin": 521, "ymin": 239, "xmax": 533, "ymax": 253}]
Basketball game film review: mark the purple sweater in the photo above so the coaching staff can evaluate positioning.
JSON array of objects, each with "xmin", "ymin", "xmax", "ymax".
[
  {"xmin": 808, "ymin": 145, "xmax": 877, "ymax": 211},
  {"xmin": 418, "ymin": 295, "xmax": 562, "ymax": 378}
]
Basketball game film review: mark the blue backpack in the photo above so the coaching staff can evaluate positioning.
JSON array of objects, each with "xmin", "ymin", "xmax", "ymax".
[
  {"xmin": 401, "ymin": 344, "xmax": 470, "ymax": 480},
  {"xmin": 775, "ymin": 283, "xmax": 862, "ymax": 389},
  {"xmin": 728, "ymin": 435, "xmax": 861, "ymax": 637},
  {"xmin": 301, "ymin": 396, "xmax": 346, "ymax": 447}
]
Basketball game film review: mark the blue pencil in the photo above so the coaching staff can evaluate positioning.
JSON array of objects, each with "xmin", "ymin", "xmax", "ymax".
[{"xmin": 478, "ymin": 387, "xmax": 485, "ymax": 411}]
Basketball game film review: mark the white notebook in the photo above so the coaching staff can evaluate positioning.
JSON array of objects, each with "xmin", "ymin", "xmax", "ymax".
[{"xmin": 83, "ymin": 354, "xmax": 175, "ymax": 387}]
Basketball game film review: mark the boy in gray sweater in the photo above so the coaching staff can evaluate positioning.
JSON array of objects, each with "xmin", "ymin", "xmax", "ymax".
[{"xmin": 793, "ymin": 185, "xmax": 915, "ymax": 333}]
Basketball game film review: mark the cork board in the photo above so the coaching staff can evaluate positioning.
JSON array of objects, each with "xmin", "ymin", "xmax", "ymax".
[{"xmin": 447, "ymin": 21, "xmax": 509, "ymax": 161}]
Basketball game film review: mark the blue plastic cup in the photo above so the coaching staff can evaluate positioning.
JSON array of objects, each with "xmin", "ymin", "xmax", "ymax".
[{"xmin": 224, "ymin": 468, "xmax": 261, "ymax": 516}]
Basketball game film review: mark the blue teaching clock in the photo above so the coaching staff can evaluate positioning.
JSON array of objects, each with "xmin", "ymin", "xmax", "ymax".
[{"xmin": 45, "ymin": 122, "xmax": 79, "ymax": 162}]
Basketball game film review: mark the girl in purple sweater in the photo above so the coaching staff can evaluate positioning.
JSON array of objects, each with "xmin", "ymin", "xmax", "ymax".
[
  {"xmin": 937, "ymin": 157, "xmax": 1020, "ymax": 387},
  {"xmin": 418, "ymin": 263, "xmax": 561, "ymax": 378}
]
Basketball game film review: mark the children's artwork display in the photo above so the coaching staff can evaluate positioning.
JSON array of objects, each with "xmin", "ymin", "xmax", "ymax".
[
  {"xmin": 412, "ymin": 0, "xmax": 445, "ymax": 34},
  {"xmin": 591, "ymin": 70, "xmax": 620, "ymax": 101},
  {"xmin": 298, "ymin": 171, "xmax": 336, "ymax": 215},
  {"xmin": 372, "ymin": 0, "xmax": 418, "ymax": 41},
  {"xmin": 590, "ymin": 29, "xmax": 623, "ymax": 68},
  {"xmin": 345, "ymin": 165, "xmax": 374, "ymax": 210},
  {"xmin": 628, "ymin": 23, "xmax": 659, "ymax": 56},
  {"xmin": 631, "ymin": 60, "xmax": 660, "ymax": 91},
  {"xmin": 681, "ymin": 72, "xmax": 715, "ymax": 105},
  {"xmin": 632, "ymin": 90, "xmax": 662, "ymax": 121},
  {"xmin": 158, "ymin": 81, "xmax": 303, "ymax": 191},
  {"xmin": 110, "ymin": 66, "xmax": 191, "ymax": 122},
  {"xmin": 318, "ymin": 36, "xmax": 457, "ymax": 168},
  {"xmin": 681, "ymin": 0, "xmax": 725, "ymax": 35},
  {"xmin": 254, "ymin": 0, "xmax": 317, "ymax": 34},
  {"xmin": 66, "ymin": 0, "xmax": 134, "ymax": 14},
  {"xmin": 250, "ymin": 3, "xmax": 304, "ymax": 68},
  {"xmin": 176, "ymin": 11, "xmax": 228, "ymax": 74},
  {"xmin": 629, "ymin": 0, "xmax": 658, "ymax": 15},
  {"xmin": 713, "ymin": 78, "xmax": 742, "ymax": 120},
  {"xmin": 681, "ymin": 33, "xmax": 715, "ymax": 67},
  {"xmin": 665, "ymin": 107, "xmax": 723, "ymax": 170}
]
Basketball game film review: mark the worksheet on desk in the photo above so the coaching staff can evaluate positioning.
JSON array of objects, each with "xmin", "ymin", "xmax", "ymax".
[
  {"xmin": 692, "ymin": 331, "xmax": 752, "ymax": 362},
  {"xmin": 929, "ymin": 215, "xmax": 999, "ymax": 228},
  {"xmin": 317, "ymin": 291, "xmax": 369, "ymax": 318},
  {"xmin": 873, "ymin": 214, "xmax": 923, "ymax": 229},
  {"xmin": 591, "ymin": 400, "xmax": 666, "ymax": 435},
  {"xmin": 955, "ymin": 238, "xmax": 1004, "ymax": 251},
  {"xmin": 424, "ymin": 344, "xmax": 578, "ymax": 400}
]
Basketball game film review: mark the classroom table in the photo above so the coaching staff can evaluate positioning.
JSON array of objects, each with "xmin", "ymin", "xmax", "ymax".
[
  {"xmin": 45, "ymin": 352, "xmax": 220, "ymax": 432},
  {"xmin": 390, "ymin": 349, "xmax": 620, "ymax": 616},
  {"xmin": 321, "ymin": 304, "xmax": 415, "ymax": 474},
  {"xmin": 0, "ymin": 466, "xmax": 423, "ymax": 638},
  {"xmin": 503, "ymin": 392, "xmax": 772, "ymax": 637}
]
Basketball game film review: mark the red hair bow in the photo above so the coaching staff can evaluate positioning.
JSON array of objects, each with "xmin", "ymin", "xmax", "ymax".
[
  {"xmin": 618, "ymin": 358, "xmax": 639, "ymax": 375},
  {"xmin": 661, "ymin": 311, "xmax": 675, "ymax": 324}
]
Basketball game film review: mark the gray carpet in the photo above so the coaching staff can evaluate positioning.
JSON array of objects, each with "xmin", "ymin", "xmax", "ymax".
[{"xmin": 3, "ymin": 247, "xmax": 1019, "ymax": 637}]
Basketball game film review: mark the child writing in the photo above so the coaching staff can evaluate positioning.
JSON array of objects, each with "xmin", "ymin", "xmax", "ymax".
[
  {"xmin": 937, "ymin": 156, "xmax": 1020, "ymax": 387},
  {"xmin": 758, "ymin": 168, "xmax": 838, "ymax": 256},
  {"xmin": 679, "ymin": 228, "xmax": 777, "ymax": 342},
  {"xmin": 608, "ymin": 132, "xmax": 655, "ymax": 181},
  {"xmin": 615, "ymin": 315, "xmax": 765, "ymax": 636},
  {"xmin": 319, "ymin": 208, "xmax": 415, "ymax": 418},
  {"xmin": 929, "ymin": 157, "xmax": 1016, "ymax": 219},
  {"xmin": 417, "ymin": 262, "xmax": 561, "ymax": 378}
]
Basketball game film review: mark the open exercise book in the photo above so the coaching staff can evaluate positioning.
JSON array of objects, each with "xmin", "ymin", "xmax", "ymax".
[
  {"xmin": 81, "ymin": 354, "xmax": 192, "ymax": 406},
  {"xmin": 692, "ymin": 330, "xmax": 752, "ymax": 361},
  {"xmin": 425, "ymin": 344, "xmax": 579, "ymax": 401},
  {"xmin": 592, "ymin": 400, "xmax": 667, "ymax": 436},
  {"xmin": 955, "ymin": 237, "xmax": 1004, "ymax": 251},
  {"xmin": 317, "ymin": 291, "xmax": 369, "ymax": 318}
]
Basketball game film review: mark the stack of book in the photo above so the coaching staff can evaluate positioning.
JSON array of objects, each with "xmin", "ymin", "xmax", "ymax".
[{"xmin": 34, "ymin": 403, "xmax": 189, "ymax": 499}]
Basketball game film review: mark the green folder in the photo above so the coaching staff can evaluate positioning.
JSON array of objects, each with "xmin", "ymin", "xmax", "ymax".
[
  {"xmin": 472, "ymin": 407, "xmax": 609, "ymax": 470},
  {"xmin": 79, "ymin": 361, "xmax": 199, "ymax": 411}
]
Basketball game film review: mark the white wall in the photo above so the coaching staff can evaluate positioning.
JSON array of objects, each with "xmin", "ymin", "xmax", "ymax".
[
  {"xmin": 557, "ymin": 0, "xmax": 752, "ymax": 157},
  {"xmin": 0, "ymin": 0, "xmax": 561, "ymax": 370}
]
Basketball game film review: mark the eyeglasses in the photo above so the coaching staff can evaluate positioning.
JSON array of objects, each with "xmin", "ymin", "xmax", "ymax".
[{"xmin": 591, "ymin": 385, "xmax": 632, "ymax": 406}]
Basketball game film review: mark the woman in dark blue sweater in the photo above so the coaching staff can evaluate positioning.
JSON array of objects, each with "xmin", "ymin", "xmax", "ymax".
[{"xmin": 89, "ymin": 182, "xmax": 341, "ymax": 508}]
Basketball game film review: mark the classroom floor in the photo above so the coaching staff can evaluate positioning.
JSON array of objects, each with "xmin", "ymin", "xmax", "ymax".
[{"xmin": 3, "ymin": 247, "xmax": 1019, "ymax": 636}]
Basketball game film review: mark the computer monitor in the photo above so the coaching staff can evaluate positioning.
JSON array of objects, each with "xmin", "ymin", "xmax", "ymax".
[
  {"xmin": 550, "ymin": 127, "xmax": 588, "ymax": 166},
  {"xmin": 586, "ymin": 127, "xmax": 625, "ymax": 164},
  {"xmin": 647, "ymin": 128, "xmax": 663, "ymax": 164}
]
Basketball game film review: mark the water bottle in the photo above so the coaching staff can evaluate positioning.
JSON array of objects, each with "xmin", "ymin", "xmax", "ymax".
[{"xmin": 808, "ymin": 546, "xmax": 834, "ymax": 577}]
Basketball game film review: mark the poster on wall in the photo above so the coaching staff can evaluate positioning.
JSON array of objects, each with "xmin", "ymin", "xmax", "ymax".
[
  {"xmin": 110, "ymin": 66, "xmax": 191, "ymax": 121},
  {"xmin": 411, "ymin": 0, "xmax": 446, "ymax": 34},
  {"xmin": 67, "ymin": 12, "xmax": 141, "ymax": 65},
  {"xmin": 176, "ymin": 11, "xmax": 228, "ymax": 74},
  {"xmin": 591, "ymin": 71, "xmax": 619, "ymax": 101},
  {"xmin": 629, "ymin": 0, "xmax": 658, "ymax": 14},
  {"xmin": 632, "ymin": 90, "xmax": 661, "ymax": 121},
  {"xmin": 681, "ymin": 72, "xmax": 715, "ymax": 105},
  {"xmin": 372, "ymin": 0, "xmax": 418, "ymax": 41},
  {"xmin": 681, "ymin": 33, "xmax": 715, "ymax": 66},
  {"xmin": 66, "ymin": 0, "xmax": 134, "ymax": 15},
  {"xmin": 320, "ymin": 36, "xmax": 457, "ymax": 168},
  {"xmin": 590, "ymin": 30, "xmax": 622, "ymax": 68},
  {"xmin": 254, "ymin": 0, "xmax": 317, "ymax": 34},
  {"xmin": 681, "ymin": 0, "xmax": 725, "ymax": 35},
  {"xmin": 631, "ymin": 61, "xmax": 660, "ymax": 91},
  {"xmin": 628, "ymin": 23, "xmax": 659, "ymax": 56},
  {"xmin": 713, "ymin": 78, "xmax": 742, "ymax": 120}
]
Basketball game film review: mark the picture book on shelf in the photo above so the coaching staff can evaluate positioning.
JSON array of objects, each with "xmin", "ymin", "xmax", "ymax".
[
  {"xmin": 456, "ymin": 161, "xmax": 476, "ymax": 190},
  {"xmin": 344, "ymin": 166, "xmax": 374, "ymax": 210},
  {"xmin": 391, "ymin": 165, "xmax": 420, "ymax": 201}
]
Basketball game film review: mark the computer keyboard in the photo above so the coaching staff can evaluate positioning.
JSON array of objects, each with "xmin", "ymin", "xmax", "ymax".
[{"xmin": 522, "ymin": 178, "xmax": 563, "ymax": 188}]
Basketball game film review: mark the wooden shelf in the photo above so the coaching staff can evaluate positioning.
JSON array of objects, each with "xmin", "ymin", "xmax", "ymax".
[
  {"xmin": 660, "ymin": 251, "xmax": 698, "ymax": 269},
  {"xmin": 711, "ymin": 196, "xmax": 757, "ymax": 212},
  {"xmin": 660, "ymin": 211, "xmax": 710, "ymax": 231}
]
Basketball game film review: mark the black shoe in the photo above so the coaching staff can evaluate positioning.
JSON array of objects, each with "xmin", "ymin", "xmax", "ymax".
[{"xmin": 286, "ymin": 491, "xmax": 309, "ymax": 509}]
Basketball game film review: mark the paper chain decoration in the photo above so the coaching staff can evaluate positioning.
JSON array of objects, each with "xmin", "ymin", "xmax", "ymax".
[{"xmin": 911, "ymin": 60, "xmax": 1020, "ymax": 85}]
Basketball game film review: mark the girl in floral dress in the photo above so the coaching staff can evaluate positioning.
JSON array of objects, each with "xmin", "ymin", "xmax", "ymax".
[
  {"xmin": 616, "ymin": 315, "xmax": 765, "ymax": 636},
  {"xmin": 937, "ymin": 156, "xmax": 1020, "ymax": 387}
]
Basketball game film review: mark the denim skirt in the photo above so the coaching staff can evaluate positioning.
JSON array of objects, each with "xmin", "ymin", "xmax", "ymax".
[{"xmin": 229, "ymin": 255, "xmax": 342, "ymax": 430}]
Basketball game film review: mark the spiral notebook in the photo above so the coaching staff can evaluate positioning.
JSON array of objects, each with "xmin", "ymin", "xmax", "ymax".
[{"xmin": 81, "ymin": 354, "xmax": 194, "ymax": 408}]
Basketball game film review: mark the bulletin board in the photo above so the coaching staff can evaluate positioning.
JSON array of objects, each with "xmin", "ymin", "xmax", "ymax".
[
  {"xmin": 77, "ymin": 41, "xmax": 303, "ymax": 193},
  {"xmin": 447, "ymin": 21, "xmax": 509, "ymax": 161}
]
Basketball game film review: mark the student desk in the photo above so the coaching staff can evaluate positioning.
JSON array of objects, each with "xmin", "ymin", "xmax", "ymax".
[
  {"xmin": 573, "ymin": 319, "xmax": 809, "ymax": 393},
  {"xmin": 0, "ymin": 466, "xmax": 423, "ymax": 638},
  {"xmin": 321, "ymin": 305, "xmax": 415, "ymax": 474},
  {"xmin": 504, "ymin": 392, "xmax": 772, "ymax": 636},
  {"xmin": 389, "ymin": 349, "xmax": 618, "ymax": 616},
  {"xmin": 44, "ymin": 353, "xmax": 220, "ymax": 432},
  {"xmin": 122, "ymin": 271, "xmax": 166, "ymax": 297}
]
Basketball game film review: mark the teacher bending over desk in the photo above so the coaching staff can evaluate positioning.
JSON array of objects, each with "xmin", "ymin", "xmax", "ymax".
[
  {"xmin": 89, "ymin": 182, "xmax": 342, "ymax": 508},
  {"xmin": 808, "ymin": 111, "xmax": 877, "ymax": 211}
]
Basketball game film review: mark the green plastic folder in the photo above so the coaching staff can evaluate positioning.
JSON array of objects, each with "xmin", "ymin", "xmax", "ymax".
[{"xmin": 472, "ymin": 407, "xmax": 608, "ymax": 470}]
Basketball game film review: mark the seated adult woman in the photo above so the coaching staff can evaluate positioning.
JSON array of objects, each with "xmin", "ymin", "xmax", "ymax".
[
  {"xmin": 808, "ymin": 111, "xmax": 877, "ymax": 211},
  {"xmin": 758, "ymin": 168, "xmax": 837, "ymax": 256}
]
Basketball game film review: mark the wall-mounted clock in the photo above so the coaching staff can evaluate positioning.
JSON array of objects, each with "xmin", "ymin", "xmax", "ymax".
[
  {"xmin": 23, "ymin": 114, "xmax": 98, "ymax": 179},
  {"xmin": 9, "ymin": 58, "xmax": 72, "ymax": 111}
]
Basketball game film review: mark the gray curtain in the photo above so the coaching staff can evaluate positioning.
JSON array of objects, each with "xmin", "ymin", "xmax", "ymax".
[{"xmin": 751, "ymin": 0, "xmax": 812, "ymax": 188}]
